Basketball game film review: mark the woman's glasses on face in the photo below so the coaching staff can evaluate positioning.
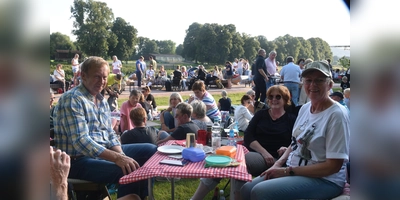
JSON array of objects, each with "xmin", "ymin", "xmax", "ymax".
[
  {"xmin": 303, "ymin": 78, "xmax": 328, "ymax": 85},
  {"xmin": 267, "ymin": 95, "xmax": 282, "ymax": 100}
]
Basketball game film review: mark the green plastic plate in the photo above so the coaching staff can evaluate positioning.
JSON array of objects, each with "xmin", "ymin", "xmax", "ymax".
[{"xmin": 205, "ymin": 155, "xmax": 232, "ymax": 166}]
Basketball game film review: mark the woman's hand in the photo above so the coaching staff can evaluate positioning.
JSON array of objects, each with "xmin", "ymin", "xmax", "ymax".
[
  {"xmin": 261, "ymin": 152, "xmax": 275, "ymax": 166},
  {"xmin": 260, "ymin": 166, "xmax": 287, "ymax": 180},
  {"xmin": 277, "ymin": 146, "xmax": 288, "ymax": 157}
]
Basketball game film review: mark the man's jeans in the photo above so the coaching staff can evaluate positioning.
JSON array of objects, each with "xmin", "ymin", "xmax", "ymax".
[
  {"xmin": 265, "ymin": 78, "xmax": 275, "ymax": 92},
  {"xmin": 284, "ymin": 82, "xmax": 300, "ymax": 106},
  {"xmin": 69, "ymin": 143, "xmax": 157, "ymax": 198}
]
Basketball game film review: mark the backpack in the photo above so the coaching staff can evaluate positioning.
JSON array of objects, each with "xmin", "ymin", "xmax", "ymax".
[
  {"xmin": 254, "ymin": 101, "xmax": 267, "ymax": 114},
  {"xmin": 165, "ymin": 80, "xmax": 172, "ymax": 91},
  {"xmin": 221, "ymin": 116, "xmax": 234, "ymax": 137}
]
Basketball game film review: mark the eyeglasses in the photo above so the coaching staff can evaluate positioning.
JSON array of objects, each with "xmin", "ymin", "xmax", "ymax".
[
  {"xmin": 267, "ymin": 95, "xmax": 282, "ymax": 100},
  {"xmin": 303, "ymin": 78, "xmax": 329, "ymax": 85}
]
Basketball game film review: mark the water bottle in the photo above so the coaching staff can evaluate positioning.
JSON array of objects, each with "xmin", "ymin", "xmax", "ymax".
[
  {"xmin": 228, "ymin": 127, "xmax": 236, "ymax": 147},
  {"xmin": 219, "ymin": 190, "xmax": 226, "ymax": 200},
  {"xmin": 211, "ymin": 119, "xmax": 221, "ymax": 151}
]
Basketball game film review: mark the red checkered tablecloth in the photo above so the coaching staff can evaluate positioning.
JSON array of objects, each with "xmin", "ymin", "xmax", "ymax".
[{"xmin": 119, "ymin": 140, "xmax": 252, "ymax": 184}]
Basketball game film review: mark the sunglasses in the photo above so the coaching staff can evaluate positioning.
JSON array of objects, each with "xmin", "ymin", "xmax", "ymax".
[{"xmin": 267, "ymin": 95, "xmax": 282, "ymax": 100}]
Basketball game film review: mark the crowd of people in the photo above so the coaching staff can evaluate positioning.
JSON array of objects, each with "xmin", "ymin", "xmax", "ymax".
[{"xmin": 50, "ymin": 52, "xmax": 351, "ymax": 200}]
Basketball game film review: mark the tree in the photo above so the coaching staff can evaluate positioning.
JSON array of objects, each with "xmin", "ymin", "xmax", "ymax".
[
  {"xmin": 50, "ymin": 32, "xmax": 76, "ymax": 59},
  {"xmin": 156, "ymin": 40, "xmax": 176, "ymax": 54},
  {"xmin": 195, "ymin": 23, "xmax": 218, "ymax": 63},
  {"xmin": 229, "ymin": 32, "xmax": 244, "ymax": 61},
  {"xmin": 338, "ymin": 56, "xmax": 350, "ymax": 68},
  {"xmin": 175, "ymin": 44, "xmax": 184, "ymax": 56},
  {"xmin": 108, "ymin": 17, "xmax": 138, "ymax": 61},
  {"xmin": 283, "ymin": 34, "xmax": 301, "ymax": 62},
  {"xmin": 71, "ymin": 0, "xmax": 115, "ymax": 57},
  {"xmin": 242, "ymin": 34, "xmax": 260, "ymax": 61},
  {"xmin": 297, "ymin": 37, "xmax": 313, "ymax": 60},
  {"xmin": 214, "ymin": 24, "xmax": 233, "ymax": 63},
  {"xmin": 183, "ymin": 22, "xmax": 202, "ymax": 62},
  {"xmin": 142, "ymin": 40, "xmax": 158, "ymax": 55}
]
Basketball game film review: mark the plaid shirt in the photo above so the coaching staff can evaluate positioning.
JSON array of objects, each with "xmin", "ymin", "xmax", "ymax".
[{"xmin": 53, "ymin": 84, "xmax": 120, "ymax": 157}]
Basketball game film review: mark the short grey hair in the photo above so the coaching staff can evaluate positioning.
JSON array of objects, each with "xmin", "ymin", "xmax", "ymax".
[
  {"xmin": 246, "ymin": 90, "xmax": 255, "ymax": 96},
  {"xmin": 176, "ymin": 102, "xmax": 193, "ymax": 118},
  {"xmin": 269, "ymin": 50, "xmax": 277, "ymax": 56},
  {"xmin": 190, "ymin": 100, "xmax": 207, "ymax": 119}
]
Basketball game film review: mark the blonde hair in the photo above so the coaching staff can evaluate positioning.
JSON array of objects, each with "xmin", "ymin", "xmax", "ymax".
[
  {"xmin": 344, "ymin": 88, "xmax": 350, "ymax": 95},
  {"xmin": 169, "ymin": 92, "xmax": 183, "ymax": 107},
  {"xmin": 221, "ymin": 90, "xmax": 228, "ymax": 99}
]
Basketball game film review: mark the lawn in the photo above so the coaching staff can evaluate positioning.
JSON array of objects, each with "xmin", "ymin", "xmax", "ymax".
[{"xmin": 117, "ymin": 92, "xmax": 247, "ymax": 109}]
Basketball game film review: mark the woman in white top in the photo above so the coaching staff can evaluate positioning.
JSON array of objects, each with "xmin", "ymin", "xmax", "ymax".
[
  {"xmin": 71, "ymin": 54, "xmax": 80, "ymax": 86},
  {"xmin": 53, "ymin": 64, "xmax": 69, "ymax": 93},
  {"xmin": 234, "ymin": 94, "xmax": 254, "ymax": 131},
  {"xmin": 112, "ymin": 55, "xmax": 122, "ymax": 74},
  {"xmin": 241, "ymin": 61, "xmax": 350, "ymax": 200}
]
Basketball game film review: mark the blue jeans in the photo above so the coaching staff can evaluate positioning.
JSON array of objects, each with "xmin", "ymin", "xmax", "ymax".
[
  {"xmin": 69, "ymin": 143, "xmax": 157, "ymax": 198},
  {"xmin": 181, "ymin": 79, "xmax": 187, "ymax": 90},
  {"xmin": 241, "ymin": 175, "xmax": 343, "ymax": 200},
  {"xmin": 284, "ymin": 83, "xmax": 299, "ymax": 106},
  {"xmin": 136, "ymin": 71, "xmax": 142, "ymax": 87},
  {"xmin": 163, "ymin": 111, "xmax": 175, "ymax": 130},
  {"xmin": 265, "ymin": 78, "xmax": 275, "ymax": 93}
]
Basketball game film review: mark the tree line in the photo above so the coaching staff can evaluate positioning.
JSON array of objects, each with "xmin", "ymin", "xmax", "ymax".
[{"xmin": 50, "ymin": 0, "xmax": 333, "ymax": 65}]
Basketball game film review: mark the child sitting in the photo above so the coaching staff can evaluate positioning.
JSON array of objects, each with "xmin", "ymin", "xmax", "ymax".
[
  {"xmin": 343, "ymin": 88, "xmax": 350, "ymax": 110},
  {"xmin": 120, "ymin": 89, "xmax": 142, "ymax": 133},
  {"xmin": 341, "ymin": 76, "xmax": 350, "ymax": 92}
]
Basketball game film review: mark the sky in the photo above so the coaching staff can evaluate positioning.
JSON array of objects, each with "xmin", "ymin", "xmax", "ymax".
[{"xmin": 49, "ymin": 0, "xmax": 350, "ymax": 47}]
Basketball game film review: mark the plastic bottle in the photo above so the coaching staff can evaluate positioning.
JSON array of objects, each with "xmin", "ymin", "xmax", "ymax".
[
  {"xmin": 228, "ymin": 127, "xmax": 236, "ymax": 147},
  {"xmin": 219, "ymin": 190, "xmax": 226, "ymax": 200},
  {"xmin": 211, "ymin": 119, "xmax": 221, "ymax": 151}
]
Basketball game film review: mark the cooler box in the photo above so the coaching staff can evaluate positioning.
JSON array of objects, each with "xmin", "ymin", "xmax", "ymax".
[
  {"xmin": 182, "ymin": 147, "xmax": 206, "ymax": 162},
  {"xmin": 216, "ymin": 146, "xmax": 237, "ymax": 158}
]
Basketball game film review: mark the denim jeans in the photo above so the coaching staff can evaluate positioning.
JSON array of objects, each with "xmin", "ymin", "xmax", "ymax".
[
  {"xmin": 265, "ymin": 78, "xmax": 275, "ymax": 92},
  {"xmin": 163, "ymin": 111, "xmax": 175, "ymax": 130},
  {"xmin": 284, "ymin": 82, "xmax": 300, "ymax": 106},
  {"xmin": 136, "ymin": 71, "xmax": 142, "ymax": 87},
  {"xmin": 181, "ymin": 79, "xmax": 187, "ymax": 90},
  {"xmin": 241, "ymin": 175, "xmax": 343, "ymax": 200},
  {"xmin": 69, "ymin": 143, "xmax": 157, "ymax": 198}
]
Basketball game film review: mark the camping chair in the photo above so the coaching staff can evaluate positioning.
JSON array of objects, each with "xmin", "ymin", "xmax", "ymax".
[
  {"xmin": 50, "ymin": 129, "xmax": 112, "ymax": 200},
  {"xmin": 171, "ymin": 77, "xmax": 182, "ymax": 91}
]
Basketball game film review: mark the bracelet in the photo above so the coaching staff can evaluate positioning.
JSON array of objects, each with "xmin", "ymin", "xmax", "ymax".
[
  {"xmin": 120, "ymin": 152, "xmax": 125, "ymax": 156},
  {"xmin": 284, "ymin": 167, "xmax": 287, "ymax": 174}
]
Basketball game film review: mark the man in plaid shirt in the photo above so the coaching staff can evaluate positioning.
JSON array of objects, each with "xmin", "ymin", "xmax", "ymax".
[{"xmin": 54, "ymin": 56, "xmax": 157, "ymax": 199}]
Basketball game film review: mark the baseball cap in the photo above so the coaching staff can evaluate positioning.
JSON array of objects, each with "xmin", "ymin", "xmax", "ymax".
[
  {"xmin": 302, "ymin": 61, "xmax": 332, "ymax": 78},
  {"xmin": 330, "ymin": 92, "xmax": 344, "ymax": 99}
]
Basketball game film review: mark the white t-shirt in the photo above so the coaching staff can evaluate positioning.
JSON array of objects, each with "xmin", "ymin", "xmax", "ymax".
[
  {"xmin": 233, "ymin": 105, "xmax": 253, "ymax": 131},
  {"xmin": 237, "ymin": 61, "xmax": 243, "ymax": 70},
  {"xmin": 232, "ymin": 62, "xmax": 238, "ymax": 69},
  {"xmin": 287, "ymin": 102, "xmax": 350, "ymax": 187},
  {"xmin": 146, "ymin": 69, "xmax": 155, "ymax": 78},
  {"xmin": 112, "ymin": 60, "xmax": 122, "ymax": 71}
]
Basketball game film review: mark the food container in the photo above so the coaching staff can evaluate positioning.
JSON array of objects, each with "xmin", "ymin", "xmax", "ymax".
[
  {"xmin": 216, "ymin": 146, "xmax": 237, "ymax": 158},
  {"xmin": 205, "ymin": 155, "xmax": 232, "ymax": 167},
  {"xmin": 182, "ymin": 147, "xmax": 206, "ymax": 162}
]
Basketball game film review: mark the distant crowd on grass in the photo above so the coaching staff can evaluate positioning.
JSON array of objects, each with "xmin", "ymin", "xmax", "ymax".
[{"xmin": 50, "ymin": 54, "xmax": 351, "ymax": 200}]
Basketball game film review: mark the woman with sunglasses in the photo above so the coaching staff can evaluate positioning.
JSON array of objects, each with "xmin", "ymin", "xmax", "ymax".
[
  {"xmin": 241, "ymin": 61, "xmax": 350, "ymax": 200},
  {"xmin": 233, "ymin": 95, "xmax": 254, "ymax": 132},
  {"xmin": 191, "ymin": 85, "xmax": 296, "ymax": 200}
]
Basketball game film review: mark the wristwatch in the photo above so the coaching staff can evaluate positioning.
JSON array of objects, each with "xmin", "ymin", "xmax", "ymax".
[{"xmin": 289, "ymin": 166, "xmax": 295, "ymax": 176}]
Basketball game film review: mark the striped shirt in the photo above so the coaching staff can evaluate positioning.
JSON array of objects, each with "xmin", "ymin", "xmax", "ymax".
[
  {"xmin": 53, "ymin": 84, "xmax": 120, "ymax": 157},
  {"xmin": 196, "ymin": 91, "xmax": 221, "ymax": 122}
]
